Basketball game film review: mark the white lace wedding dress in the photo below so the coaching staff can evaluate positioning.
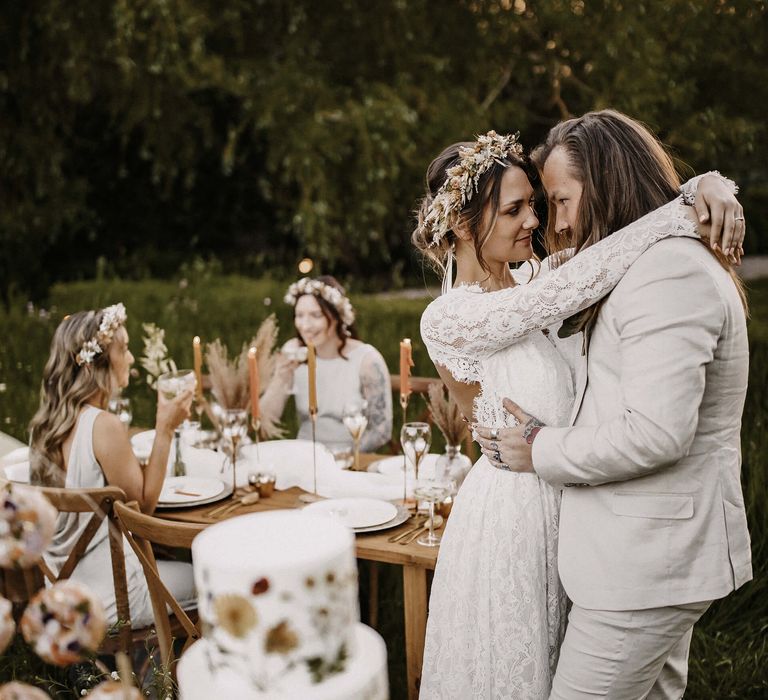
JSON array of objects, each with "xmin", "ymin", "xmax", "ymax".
[{"xmin": 418, "ymin": 194, "xmax": 700, "ymax": 699}]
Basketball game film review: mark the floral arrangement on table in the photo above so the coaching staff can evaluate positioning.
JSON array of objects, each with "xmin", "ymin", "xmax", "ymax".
[
  {"xmin": 205, "ymin": 314, "xmax": 284, "ymax": 439},
  {"xmin": 426, "ymin": 382, "xmax": 468, "ymax": 447},
  {"xmin": 138, "ymin": 322, "xmax": 177, "ymax": 390}
]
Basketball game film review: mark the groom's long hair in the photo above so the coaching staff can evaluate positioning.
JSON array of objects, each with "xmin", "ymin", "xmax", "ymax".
[{"xmin": 531, "ymin": 109, "xmax": 746, "ymax": 337}]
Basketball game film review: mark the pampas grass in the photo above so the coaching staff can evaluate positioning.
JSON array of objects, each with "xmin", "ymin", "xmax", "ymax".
[
  {"xmin": 426, "ymin": 382, "xmax": 468, "ymax": 447},
  {"xmin": 205, "ymin": 314, "xmax": 284, "ymax": 439}
]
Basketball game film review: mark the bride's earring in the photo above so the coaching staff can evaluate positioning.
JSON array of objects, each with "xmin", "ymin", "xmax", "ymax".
[{"xmin": 441, "ymin": 244, "xmax": 455, "ymax": 295}]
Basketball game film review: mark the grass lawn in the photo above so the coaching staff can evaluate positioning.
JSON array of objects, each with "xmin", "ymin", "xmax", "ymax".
[{"xmin": 1, "ymin": 274, "xmax": 767, "ymax": 698}]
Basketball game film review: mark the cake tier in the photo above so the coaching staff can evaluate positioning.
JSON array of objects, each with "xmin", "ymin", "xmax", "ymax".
[
  {"xmin": 178, "ymin": 623, "xmax": 388, "ymax": 700},
  {"xmin": 192, "ymin": 511, "xmax": 360, "ymax": 689}
]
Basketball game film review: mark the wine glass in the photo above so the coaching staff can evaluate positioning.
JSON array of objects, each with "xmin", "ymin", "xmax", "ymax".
[
  {"xmin": 157, "ymin": 370, "xmax": 197, "ymax": 477},
  {"xmin": 413, "ymin": 478, "xmax": 451, "ymax": 546},
  {"xmin": 108, "ymin": 396, "xmax": 133, "ymax": 429},
  {"xmin": 400, "ymin": 422, "xmax": 431, "ymax": 507},
  {"xmin": 342, "ymin": 400, "xmax": 368, "ymax": 471},
  {"xmin": 220, "ymin": 408, "xmax": 248, "ymax": 494}
]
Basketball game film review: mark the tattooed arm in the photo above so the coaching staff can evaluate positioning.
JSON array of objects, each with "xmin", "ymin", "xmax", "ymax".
[{"xmin": 358, "ymin": 348, "xmax": 394, "ymax": 452}]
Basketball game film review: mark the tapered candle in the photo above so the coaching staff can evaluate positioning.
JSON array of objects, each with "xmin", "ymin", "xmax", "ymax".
[
  {"xmin": 400, "ymin": 338, "xmax": 413, "ymax": 399},
  {"xmin": 193, "ymin": 336, "xmax": 203, "ymax": 401},
  {"xmin": 307, "ymin": 342, "xmax": 318, "ymax": 415},
  {"xmin": 248, "ymin": 346, "xmax": 260, "ymax": 419}
]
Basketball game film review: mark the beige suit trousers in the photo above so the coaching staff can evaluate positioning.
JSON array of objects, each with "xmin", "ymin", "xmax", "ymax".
[{"xmin": 550, "ymin": 600, "xmax": 711, "ymax": 699}]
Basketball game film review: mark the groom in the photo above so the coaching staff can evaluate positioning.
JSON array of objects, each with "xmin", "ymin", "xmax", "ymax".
[{"xmin": 477, "ymin": 111, "xmax": 751, "ymax": 699}]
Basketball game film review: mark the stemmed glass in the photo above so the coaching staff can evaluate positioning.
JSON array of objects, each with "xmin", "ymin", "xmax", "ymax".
[
  {"xmin": 400, "ymin": 422, "xmax": 431, "ymax": 508},
  {"xmin": 342, "ymin": 400, "xmax": 368, "ymax": 471},
  {"xmin": 413, "ymin": 479, "xmax": 451, "ymax": 546},
  {"xmin": 108, "ymin": 396, "xmax": 133, "ymax": 429},
  {"xmin": 157, "ymin": 370, "xmax": 197, "ymax": 477},
  {"xmin": 220, "ymin": 408, "xmax": 248, "ymax": 494}
]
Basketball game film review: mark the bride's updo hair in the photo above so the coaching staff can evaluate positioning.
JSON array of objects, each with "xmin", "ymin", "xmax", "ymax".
[{"xmin": 412, "ymin": 141, "xmax": 532, "ymax": 279}]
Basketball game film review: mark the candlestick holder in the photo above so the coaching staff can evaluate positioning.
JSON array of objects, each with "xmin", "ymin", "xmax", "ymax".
[
  {"xmin": 400, "ymin": 393, "xmax": 410, "ymax": 506},
  {"xmin": 299, "ymin": 410, "xmax": 322, "ymax": 503},
  {"xmin": 251, "ymin": 415, "xmax": 262, "ymax": 463}
]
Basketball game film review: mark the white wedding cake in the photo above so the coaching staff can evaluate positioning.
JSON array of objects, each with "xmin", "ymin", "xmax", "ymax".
[{"xmin": 177, "ymin": 511, "xmax": 389, "ymax": 699}]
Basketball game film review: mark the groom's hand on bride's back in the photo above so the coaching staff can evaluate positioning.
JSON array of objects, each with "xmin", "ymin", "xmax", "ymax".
[{"xmin": 474, "ymin": 399, "xmax": 544, "ymax": 473}]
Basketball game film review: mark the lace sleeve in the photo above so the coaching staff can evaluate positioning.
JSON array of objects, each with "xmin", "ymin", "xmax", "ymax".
[{"xmin": 420, "ymin": 195, "xmax": 700, "ymax": 369}]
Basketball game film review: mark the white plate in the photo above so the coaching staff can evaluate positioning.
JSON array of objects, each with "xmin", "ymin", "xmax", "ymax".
[
  {"xmin": 370, "ymin": 454, "xmax": 439, "ymax": 480},
  {"xmin": 303, "ymin": 497, "xmax": 399, "ymax": 529},
  {"xmin": 158, "ymin": 477, "xmax": 227, "ymax": 506},
  {"xmin": 353, "ymin": 504, "xmax": 411, "ymax": 533},
  {"xmin": 130, "ymin": 430, "xmax": 173, "ymax": 465}
]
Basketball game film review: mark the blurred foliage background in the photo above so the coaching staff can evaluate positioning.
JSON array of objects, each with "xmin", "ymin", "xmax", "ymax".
[{"xmin": 2, "ymin": 0, "xmax": 767, "ymax": 304}]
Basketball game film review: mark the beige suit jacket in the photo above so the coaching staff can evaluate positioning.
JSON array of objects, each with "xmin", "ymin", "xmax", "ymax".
[{"xmin": 534, "ymin": 238, "xmax": 752, "ymax": 611}]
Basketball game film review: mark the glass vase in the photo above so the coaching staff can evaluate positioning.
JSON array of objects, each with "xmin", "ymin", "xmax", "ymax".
[{"xmin": 435, "ymin": 444, "xmax": 473, "ymax": 489}]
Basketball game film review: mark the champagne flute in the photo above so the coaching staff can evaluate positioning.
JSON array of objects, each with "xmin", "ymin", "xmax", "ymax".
[
  {"xmin": 220, "ymin": 408, "xmax": 248, "ymax": 494},
  {"xmin": 400, "ymin": 422, "xmax": 431, "ymax": 508},
  {"xmin": 342, "ymin": 400, "xmax": 368, "ymax": 471},
  {"xmin": 157, "ymin": 370, "xmax": 197, "ymax": 477},
  {"xmin": 413, "ymin": 478, "xmax": 450, "ymax": 546}
]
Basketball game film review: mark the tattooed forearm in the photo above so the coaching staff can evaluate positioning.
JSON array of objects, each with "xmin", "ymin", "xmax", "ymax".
[{"xmin": 359, "ymin": 354, "xmax": 393, "ymax": 452}]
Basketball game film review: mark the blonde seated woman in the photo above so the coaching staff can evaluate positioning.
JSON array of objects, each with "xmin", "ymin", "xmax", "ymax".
[
  {"xmin": 29, "ymin": 304, "xmax": 195, "ymax": 627},
  {"xmin": 261, "ymin": 276, "xmax": 393, "ymax": 453}
]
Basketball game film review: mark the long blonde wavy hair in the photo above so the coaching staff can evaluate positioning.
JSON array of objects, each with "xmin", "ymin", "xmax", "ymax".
[{"xmin": 29, "ymin": 310, "xmax": 118, "ymax": 486}]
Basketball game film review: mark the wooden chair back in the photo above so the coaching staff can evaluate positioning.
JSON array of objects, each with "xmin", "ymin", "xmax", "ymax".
[
  {"xmin": 114, "ymin": 500, "xmax": 204, "ymax": 668},
  {"xmin": 35, "ymin": 485, "xmax": 133, "ymax": 654}
]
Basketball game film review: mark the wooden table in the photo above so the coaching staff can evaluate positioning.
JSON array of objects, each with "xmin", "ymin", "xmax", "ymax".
[{"xmin": 157, "ymin": 453, "xmax": 438, "ymax": 700}]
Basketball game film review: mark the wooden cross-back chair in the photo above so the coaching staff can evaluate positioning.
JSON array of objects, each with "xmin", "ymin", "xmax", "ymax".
[
  {"xmin": 113, "ymin": 500, "xmax": 204, "ymax": 670},
  {"xmin": 34, "ymin": 485, "xmax": 134, "ymax": 655}
]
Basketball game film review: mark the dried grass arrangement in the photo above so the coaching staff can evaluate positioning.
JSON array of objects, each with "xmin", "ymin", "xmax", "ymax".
[
  {"xmin": 205, "ymin": 315, "xmax": 284, "ymax": 439},
  {"xmin": 426, "ymin": 382, "xmax": 468, "ymax": 447}
]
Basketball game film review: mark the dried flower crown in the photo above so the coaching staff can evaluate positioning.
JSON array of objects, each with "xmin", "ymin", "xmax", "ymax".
[
  {"xmin": 284, "ymin": 278, "xmax": 356, "ymax": 327},
  {"xmin": 76, "ymin": 303, "xmax": 127, "ymax": 366},
  {"xmin": 424, "ymin": 130, "xmax": 524, "ymax": 246}
]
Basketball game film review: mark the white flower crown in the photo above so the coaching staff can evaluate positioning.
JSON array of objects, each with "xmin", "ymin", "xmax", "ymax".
[
  {"xmin": 284, "ymin": 279, "xmax": 356, "ymax": 327},
  {"xmin": 75, "ymin": 303, "xmax": 127, "ymax": 366},
  {"xmin": 423, "ymin": 130, "xmax": 524, "ymax": 247}
]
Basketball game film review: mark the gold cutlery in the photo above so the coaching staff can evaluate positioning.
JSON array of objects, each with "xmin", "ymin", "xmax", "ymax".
[
  {"xmin": 387, "ymin": 516, "xmax": 427, "ymax": 543},
  {"xmin": 399, "ymin": 515, "xmax": 444, "ymax": 545},
  {"xmin": 207, "ymin": 491, "xmax": 260, "ymax": 518}
]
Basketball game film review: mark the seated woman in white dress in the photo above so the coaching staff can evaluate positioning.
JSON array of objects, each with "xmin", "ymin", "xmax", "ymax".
[
  {"xmin": 28, "ymin": 303, "xmax": 196, "ymax": 627},
  {"xmin": 412, "ymin": 131, "xmax": 738, "ymax": 699},
  {"xmin": 261, "ymin": 276, "xmax": 393, "ymax": 453}
]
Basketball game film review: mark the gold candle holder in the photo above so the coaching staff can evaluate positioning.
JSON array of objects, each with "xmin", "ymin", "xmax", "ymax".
[{"xmin": 400, "ymin": 393, "xmax": 409, "ymax": 506}]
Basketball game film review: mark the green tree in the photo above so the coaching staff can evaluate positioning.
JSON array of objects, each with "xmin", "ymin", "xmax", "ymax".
[{"xmin": 1, "ymin": 0, "xmax": 766, "ymax": 303}]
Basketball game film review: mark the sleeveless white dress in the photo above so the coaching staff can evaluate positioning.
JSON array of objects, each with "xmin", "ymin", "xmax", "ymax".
[
  {"xmin": 418, "ymin": 195, "xmax": 700, "ymax": 698},
  {"xmin": 43, "ymin": 406, "xmax": 195, "ymax": 627}
]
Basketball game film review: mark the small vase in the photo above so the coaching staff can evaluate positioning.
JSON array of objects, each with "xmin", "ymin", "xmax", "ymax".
[{"xmin": 435, "ymin": 444, "xmax": 472, "ymax": 489}]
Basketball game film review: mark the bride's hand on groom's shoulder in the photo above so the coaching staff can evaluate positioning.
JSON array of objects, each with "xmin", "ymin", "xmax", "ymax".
[
  {"xmin": 474, "ymin": 399, "xmax": 545, "ymax": 474},
  {"xmin": 693, "ymin": 174, "xmax": 745, "ymax": 264}
]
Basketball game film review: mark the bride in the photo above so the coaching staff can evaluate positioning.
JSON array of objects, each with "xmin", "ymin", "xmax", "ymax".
[{"xmin": 412, "ymin": 130, "xmax": 738, "ymax": 698}]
